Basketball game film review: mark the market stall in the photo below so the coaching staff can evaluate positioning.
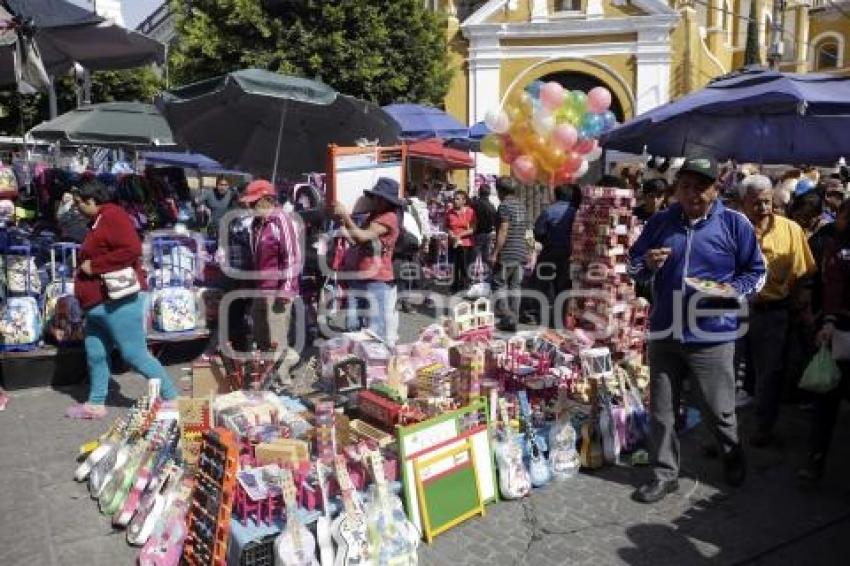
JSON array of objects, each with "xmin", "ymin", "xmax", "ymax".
[{"xmin": 69, "ymin": 176, "xmax": 653, "ymax": 565}]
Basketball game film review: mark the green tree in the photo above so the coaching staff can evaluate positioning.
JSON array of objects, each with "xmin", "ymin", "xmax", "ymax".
[
  {"xmin": 0, "ymin": 67, "xmax": 163, "ymax": 136},
  {"xmin": 743, "ymin": 0, "xmax": 761, "ymax": 66},
  {"xmin": 169, "ymin": 0, "xmax": 453, "ymax": 106}
]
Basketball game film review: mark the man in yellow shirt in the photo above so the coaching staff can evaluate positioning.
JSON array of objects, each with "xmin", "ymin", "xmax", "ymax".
[{"xmin": 740, "ymin": 175, "xmax": 816, "ymax": 447}]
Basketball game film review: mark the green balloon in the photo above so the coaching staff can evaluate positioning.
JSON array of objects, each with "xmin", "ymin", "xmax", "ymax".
[
  {"xmin": 570, "ymin": 91, "xmax": 588, "ymax": 115},
  {"xmin": 480, "ymin": 134, "xmax": 503, "ymax": 158}
]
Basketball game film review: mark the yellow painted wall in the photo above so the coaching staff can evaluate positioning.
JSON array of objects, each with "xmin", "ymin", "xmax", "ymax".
[
  {"xmin": 809, "ymin": 16, "xmax": 850, "ymax": 72},
  {"xmin": 444, "ymin": 26, "xmax": 470, "ymax": 124}
]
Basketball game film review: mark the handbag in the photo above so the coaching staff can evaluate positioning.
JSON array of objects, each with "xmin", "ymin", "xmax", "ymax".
[
  {"xmin": 102, "ymin": 267, "xmax": 141, "ymax": 300},
  {"xmin": 832, "ymin": 328, "xmax": 850, "ymax": 361}
]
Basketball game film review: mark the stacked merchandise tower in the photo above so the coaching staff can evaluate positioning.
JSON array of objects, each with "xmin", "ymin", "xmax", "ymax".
[{"xmin": 566, "ymin": 186, "xmax": 650, "ymax": 363}]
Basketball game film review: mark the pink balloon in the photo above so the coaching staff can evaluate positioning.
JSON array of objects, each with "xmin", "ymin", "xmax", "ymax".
[
  {"xmin": 587, "ymin": 86, "xmax": 612, "ymax": 113},
  {"xmin": 574, "ymin": 138, "xmax": 597, "ymax": 154},
  {"xmin": 512, "ymin": 155, "xmax": 537, "ymax": 184},
  {"xmin": 552, "ymin": 124, "xmax": 578, "ymax": 151},
  {"xmin": 540, "ymin": 82, "xmax": 566, "ymax": 111}
]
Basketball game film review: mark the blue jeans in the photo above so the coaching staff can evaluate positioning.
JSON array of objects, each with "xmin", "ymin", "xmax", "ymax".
[
  {"xmin": 84, "ymin": 293, "xmax": 177, "ymax": 405},
  {"xmin": 346, "ymin": 281, "xmax": 398, "ymax": 346}
]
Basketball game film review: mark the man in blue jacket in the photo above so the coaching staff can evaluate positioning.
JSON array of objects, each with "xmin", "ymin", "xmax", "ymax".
[{"xmin": 628, "ymin": 157, "xmax": 766, "ymax": 503}]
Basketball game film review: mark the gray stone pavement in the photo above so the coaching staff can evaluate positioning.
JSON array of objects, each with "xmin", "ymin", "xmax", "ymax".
[{"xmin": 1, "ymin": 309, "xmax": 848, "ymax": 565}]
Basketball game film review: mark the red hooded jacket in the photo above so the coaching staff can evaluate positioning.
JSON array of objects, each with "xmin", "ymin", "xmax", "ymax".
[{"xmin": 74, "ymin": 203, "xmax": 147, "ymax": 310}]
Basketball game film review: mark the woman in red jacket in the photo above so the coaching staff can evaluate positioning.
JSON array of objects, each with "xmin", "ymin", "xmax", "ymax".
[
  {"xmin": 799, "ymin": 198, "xmax": 850, "ymax": 481},
  {"xmin": 445, "ymin": 190, "xmax": 476, "ymax": 294},
  {"xmin": 65, "ymin": 182, "xmax": 177, "ymax": 419}
]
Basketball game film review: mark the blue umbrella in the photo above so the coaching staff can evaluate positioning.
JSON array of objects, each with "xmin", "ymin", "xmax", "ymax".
[
  {"xmin": 382, "ymin": 103, "xmax": 469, "ymax": 140},
  {"xmin": 141, "ymin": 151, "xmax": 224, "ymax": 170},
  {"xmin": 601, "ymin": 67, "xmax": 850, "ymax": 165}
]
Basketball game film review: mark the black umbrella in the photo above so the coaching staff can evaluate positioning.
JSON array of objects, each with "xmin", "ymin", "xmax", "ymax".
[
  {"xmin": 29, "ymin": 102, "xmax": 175, "ymax": 148},
  {"xmin": 0, "ymin": 0, "xmax": 164, "ymax": 91},
  {"xmin": 156, "ymin": 68, "xmax": 400, "ymax": 182}
]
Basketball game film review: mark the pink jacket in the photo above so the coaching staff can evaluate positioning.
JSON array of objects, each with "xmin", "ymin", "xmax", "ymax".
[{"xmin": 250, "ymin": 209, "xmax": 302, "ymax": 297}]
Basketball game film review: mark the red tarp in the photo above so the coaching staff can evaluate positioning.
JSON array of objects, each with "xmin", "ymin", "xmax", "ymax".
[{"xmin": 407, "ymin": 138, "xmax": 474, "ymax": 169}]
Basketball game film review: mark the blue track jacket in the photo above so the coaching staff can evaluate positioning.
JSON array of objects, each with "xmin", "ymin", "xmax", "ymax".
[{"xmin": 628, "ymin": 199, "xmax": 766, "ymax": 344}]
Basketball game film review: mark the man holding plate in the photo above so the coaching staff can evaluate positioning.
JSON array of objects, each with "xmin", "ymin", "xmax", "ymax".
[{"xmin": 628, "ymin": 157, "xmax": 766, "ymax": 503}]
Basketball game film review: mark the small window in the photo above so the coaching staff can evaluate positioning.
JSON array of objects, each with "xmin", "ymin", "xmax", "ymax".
[
  {"xmin": 815, "ymin": 41, "xmax": 839, "ymax": 70},
  {"xmin": 556, "ymin": 0, "xmax": 582, "ymax": 11}
]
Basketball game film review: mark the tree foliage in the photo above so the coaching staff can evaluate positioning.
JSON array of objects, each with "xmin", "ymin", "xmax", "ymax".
[
  {"xmin": 169, "ymin": 0, "xmax": 453, "ymax": 106},
  {"xmin": 0, "ymin": 67, "xmax": 164, "ymax": 136}
]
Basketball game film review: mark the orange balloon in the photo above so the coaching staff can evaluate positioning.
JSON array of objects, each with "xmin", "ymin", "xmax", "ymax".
[
  {"xmin": 538, "ymin": 146, "xmax": 566, "ymax": 173},
  {"xmin": 505, "ymin": 103, "xmax": 524, "ymax": 124},
  {"xmin": 517, "ymin": 92, "xmax": 535, "ymax": 117}
]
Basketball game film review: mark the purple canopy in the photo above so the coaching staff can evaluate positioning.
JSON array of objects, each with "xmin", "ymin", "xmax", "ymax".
[{"xmin": 601, "ymin": 67, "xmax": 850, "ymax": 165}]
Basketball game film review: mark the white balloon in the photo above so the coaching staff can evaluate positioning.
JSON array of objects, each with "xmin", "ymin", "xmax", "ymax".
[
  {"xmin": 484, "ymin": 109, "xmax": 510, "ymax": 134},
  {"xmin": 585, "ymin": 146, "xmax": 603, "ymax": 162},
  {"xmin": 575, "ymin": 159, "xmax": 589, "ymax": 178},
  {"xmin": 531, "ymin": 110, "xmax": 555, "ymax": 136}
]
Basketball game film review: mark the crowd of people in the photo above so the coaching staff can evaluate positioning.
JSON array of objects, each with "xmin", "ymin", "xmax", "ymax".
[{"xmin": 54, "ymin": 160, "xmax": 849, "ymax": 498}]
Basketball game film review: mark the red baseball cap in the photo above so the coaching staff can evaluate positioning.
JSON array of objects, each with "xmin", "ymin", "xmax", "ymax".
[{"xmin": 240, "ymin": 179, "xmax": 276, "ymax": 204}]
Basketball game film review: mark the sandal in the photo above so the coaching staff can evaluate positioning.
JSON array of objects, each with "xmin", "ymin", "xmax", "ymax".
[{"xmin": 65, "ymin": 403, "xmax": 108, "ymax": 420}]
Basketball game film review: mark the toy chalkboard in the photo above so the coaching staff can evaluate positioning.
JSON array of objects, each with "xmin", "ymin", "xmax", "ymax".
[
  {"xmin": 413, "ymin": 439, "xmax": 484, "ymax": 542},
  {"xmin": 396, "ymin": 397, "xmax": 497, "ymax": 538},
  {"xmin": 326, "ymin": 145, "xmax": 406, "ymax": 212}
]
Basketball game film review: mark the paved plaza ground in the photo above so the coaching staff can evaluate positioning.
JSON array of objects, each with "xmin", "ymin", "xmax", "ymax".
[{"xmin": 1, "ymin": 310, "xmax": 848, "ymax": 566}]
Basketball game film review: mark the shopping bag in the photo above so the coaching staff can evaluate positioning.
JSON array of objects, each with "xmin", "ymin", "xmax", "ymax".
[{"xmin": 799, "ymin": 345, "xmax": 841, "ymax": 394}]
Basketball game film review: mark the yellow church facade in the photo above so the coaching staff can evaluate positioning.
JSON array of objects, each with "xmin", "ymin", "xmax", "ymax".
[{"xmin": 437, "ymin": 0, "xmax": 850, "ymax": 175}]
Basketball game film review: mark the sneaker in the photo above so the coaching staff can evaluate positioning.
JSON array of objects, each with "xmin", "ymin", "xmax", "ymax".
[
  {"xmin": 723, "ymin": 445, "xmax": 747, "ymax": 487},
  {"xmin": 797, "ymin": 453, "xmax": 825, "ymax": 484},
  {"xmin": 632, "ymin": 479, "xmax": 679, "ymax": 504},
  {"xmin": 735, "ymin": 390, "xmax": 753, "ymax": 408}
]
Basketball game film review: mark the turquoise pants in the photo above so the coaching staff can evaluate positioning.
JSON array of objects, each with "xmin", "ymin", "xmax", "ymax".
[{"xmin": 85, "ymin": 293, "xmax": 177, "ymax": 405}]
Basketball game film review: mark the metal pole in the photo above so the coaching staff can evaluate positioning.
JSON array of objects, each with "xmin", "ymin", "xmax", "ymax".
[
  {"xmin": 768, "ymin": 0, "xmax": 786, "ymax": 70},
  {"xmin": 47, "ymin": 76, "xmax": 57, "ymax": 119},
  {"xmin": 271, "ymin": 103, "xmax": 287, "ymax": 186}
]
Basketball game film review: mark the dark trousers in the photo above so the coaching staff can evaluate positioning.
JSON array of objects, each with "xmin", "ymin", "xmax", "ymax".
[
  {"xmin": 745, "ymin": 307, "xmax": 790, "ymax": 434},
  {"xmin": 531, "ymin": 246, "xmax": 571, "ymax": 326},
  {"xmin": 450, "ymin": 245, "xmax": 474, "ymax": 293},
  {"xmin": 648, "ymin": 340, "xmax": 739, "ymax": 481},
  {"xmin": 473, "ymin": 233, "xmax": 494, "ymax": 271},
  {"xmin": 492, "ymin": 262, "xmax": 523, "ymax": 327},
  {"xmin": 810, "ymin": 361, "xmax": 850, "ymax": 458}
]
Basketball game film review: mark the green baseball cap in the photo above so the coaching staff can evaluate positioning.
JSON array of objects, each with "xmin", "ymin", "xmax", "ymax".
[{"xmin": 678, "ymin": 157, "xmax": 718, "ymax": 182}]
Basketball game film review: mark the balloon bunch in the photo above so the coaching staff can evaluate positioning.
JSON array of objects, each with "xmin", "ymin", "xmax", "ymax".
[{"xmin": 480, "ymin": 81, "xmax": 617, "ymax": 185}]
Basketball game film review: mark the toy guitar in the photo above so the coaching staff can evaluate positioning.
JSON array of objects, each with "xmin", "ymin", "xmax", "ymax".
[
  {"xmin": 316, "ymin": 461, "xmax": 335, "ymax": 566},
  {"xmin": 517, "ymin": 391, "xmax": 550, "ymax": 488},
  {"xmin": 494, "ymin": 398, "xmax": 531, "ymax": 499},
  {"xmin": 127, "ymin": 463, "xmax": 182, "ymax": 546},
  {"xmin": 597, "ymin": 390, "xmax": 620, "ymax": 465},
  {"xmin": 579, "ymin": 381, "xmax": 604, "ymax": 470},
  {"xmin": 331, "ymin": 455, "xmax": 371, "ymax": 566},
  {"xmin": 75, "ymin": 417, "xmax": 127, "ymax": 482},
  {"xmin": 115, "ymin": 420, "xmax": 179, "ymax": 527},
  {"xmin": 137, "ymin": 472, "xmax": 192, "ymax": 566},
  {"xmin": 99, "ymin": 440, "xmax": 149, "ymax": 515},
  {"xmin": 366, "ymin": 450, "xmax": 419, "ymax": 566},
  {"xmin": 548, "ymin": 417, "xmax": 580, "ymax": 482},
  {"xmin": 275, "ymin": 467, "xmax": 319, "ymax": 566}
]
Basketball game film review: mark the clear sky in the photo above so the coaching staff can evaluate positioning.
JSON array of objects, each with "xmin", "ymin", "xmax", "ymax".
[{"xmin": 69, "ymin": 0, "xmax": 164, "ymax": 29}]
